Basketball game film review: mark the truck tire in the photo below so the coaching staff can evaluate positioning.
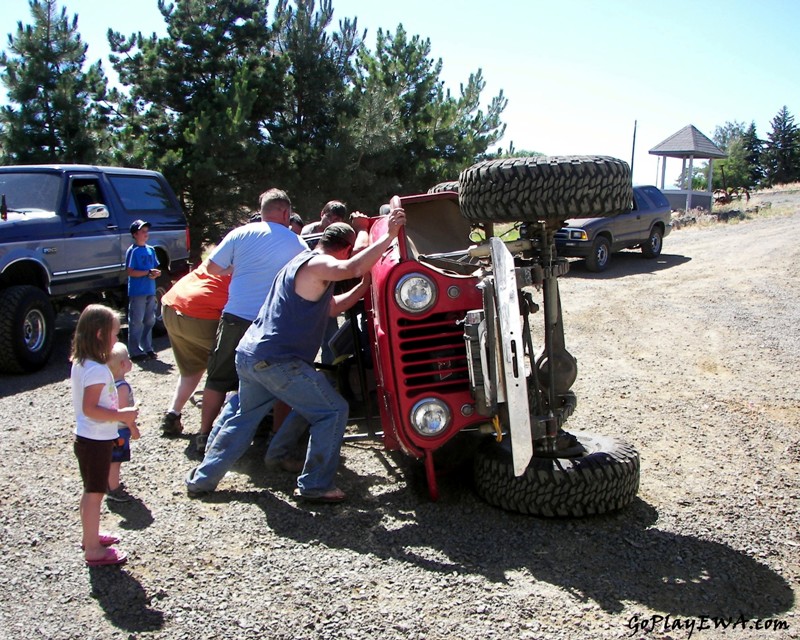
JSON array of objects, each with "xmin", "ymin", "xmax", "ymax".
[
  {"xmin": 0, "ymin": 286, "xmax": 56, "ymax": 373},
  {"xmin": 427, "ymin": 180, "xmax": 459, "ymax": 194},
  {"xmin": 586, "ymin": 236, "xmax": 611, "ymax": 272},
  {"xmin": 473, "ymin": 431, "xmax": 640, "ymax": 517},
  {"xmin": 459, "ymin": 155, "xmax": 632, "ymax": 222},
  {"xmin": 641, "ymin": 226, "xmax": 663, "ymax": 258}
]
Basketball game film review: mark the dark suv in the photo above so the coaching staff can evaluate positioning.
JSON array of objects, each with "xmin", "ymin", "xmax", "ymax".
[
  {"xmin": 555, "ymin": 184, "xmax": 672, "ymax": 271},
  {"xmin": 0, "ymin": 165, "xmax": 190, "ymax": 373}
]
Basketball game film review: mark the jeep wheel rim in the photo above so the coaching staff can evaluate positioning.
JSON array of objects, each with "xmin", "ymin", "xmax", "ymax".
[{"xmin": 23, "ymin": 309, "xmax": 47, "ymax": 353}]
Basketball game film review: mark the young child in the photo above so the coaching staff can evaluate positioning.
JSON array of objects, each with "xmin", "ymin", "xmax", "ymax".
[
  {"xmin": 106, "ymin": 342, "xmax": 140, "ymax": 502},
  {"xmin": 126, "ymin": 219, "xmax": 161, "ymax": 361},
  {"xmin": 70, "ymin": 304, "xmax": 138, "ymax": 567}
]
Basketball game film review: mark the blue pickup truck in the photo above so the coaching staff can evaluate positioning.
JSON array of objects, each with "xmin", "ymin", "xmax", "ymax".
[
  {"xmin": 555, "ymin": 184, "xmax": 672, "ymax": 272},
  {"xmin": 0, "ymin": 165, "xmax": 190, "ymax": 373}
]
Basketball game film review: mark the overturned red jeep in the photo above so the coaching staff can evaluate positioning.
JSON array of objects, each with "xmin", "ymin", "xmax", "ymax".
[{"xmin": 347, "ymin": 156, "xmax": 640, "ymax": 517}]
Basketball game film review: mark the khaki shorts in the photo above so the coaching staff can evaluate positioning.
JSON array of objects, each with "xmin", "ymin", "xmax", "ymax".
[
  {"xmin": 163, "ymin": 305, "xmax": 220, "ymax": 376},
  {"xmin": 74, "ymin": 436, "xmax": 115, "ymax": 494},
  {"xmin": 204, "ymin": 313, "xmax": 251, "ymax": 393}
]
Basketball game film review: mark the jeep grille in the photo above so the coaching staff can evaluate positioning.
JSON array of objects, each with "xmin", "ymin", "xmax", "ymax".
[{"xmin": 397, "ymin": 312, "xmax": 469, "ymax": 396}]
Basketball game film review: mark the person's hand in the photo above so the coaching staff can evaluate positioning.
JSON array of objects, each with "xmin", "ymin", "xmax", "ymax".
[
  {"xmin": 148, "ymin": 268, "xmax": 161, "ymax": 279},
  {"xmin": 387, "ymin": 195, "xmax": 406, "ymax": 238},
  {"xmin": 350, "ymin": 212, "xmax": 369, "ymax": 232},
  {"xmin": 118, "ymin": 407, "xmax": 139, "ymax": 429},
  {"xmin": 129, "ymin": 423, "xmax": 141, "ymax": 440}
]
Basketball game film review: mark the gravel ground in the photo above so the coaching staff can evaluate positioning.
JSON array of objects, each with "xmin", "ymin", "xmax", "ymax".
[{"xmin": 1, "ymin": 192, "xmax": 799, "ymax": 640}]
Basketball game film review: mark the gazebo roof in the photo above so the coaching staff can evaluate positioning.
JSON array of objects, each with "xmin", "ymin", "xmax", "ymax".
[{"xmin": 649, "ymin": 124, "xmax": 727, "ymax": 159}]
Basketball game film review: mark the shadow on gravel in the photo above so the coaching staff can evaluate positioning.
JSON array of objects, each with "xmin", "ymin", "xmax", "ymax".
[
  {"xmin": 206, "ymin": 443, "xmax": 794, "ymax": 621},
  {"xmin": 106, "ymin": 495, "xmax": 155, "ymax": 530},
  {"xmin": 88, "ymin": 566, "xmax": 164, "ymax": 632},
  {"xmin": 564, "ymin": 252, "xmax": 691, "ymax": 279}
]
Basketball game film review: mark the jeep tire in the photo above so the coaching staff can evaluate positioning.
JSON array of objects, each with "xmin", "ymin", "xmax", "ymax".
[
  {"xmin": 458, "ymin": 155, "xmax": 632, "ymax": 222},
  {"xmin": 473, "ymin": 431, "xmax": 640, "ymax": 517},
  {"xmin": 0, "ymin": 285, "xmax": 55, "ymax": 374},
  {"xmin": 427, "ymin": 180, "xmax": 459, "ymax": 194}
]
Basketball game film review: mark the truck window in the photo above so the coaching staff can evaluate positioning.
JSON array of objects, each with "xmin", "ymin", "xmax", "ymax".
[
  {"xmin": 68, "ymin": 179, "xmax": 106, "ymax": 218},
  {"xmin": 108, "ymin": 176, "xmax": 173, "ymax": 212},
  {"xmin": 0, "ymin": 172, "xmax": 61, "ymax": 212}
]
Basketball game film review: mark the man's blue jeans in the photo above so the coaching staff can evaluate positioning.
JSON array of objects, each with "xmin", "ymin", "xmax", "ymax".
[
  {"xmin": 186, "ymin": 352, "xmax": 348, "ymax": 495},
  {"xmin": 128, "ymin": 294, "xmax": 156, "ymax": 356}
]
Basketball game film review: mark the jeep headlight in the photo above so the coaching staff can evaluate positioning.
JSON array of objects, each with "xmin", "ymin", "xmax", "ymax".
[
  {"xmin": 410, "ymin": 398, "xmax": 451, "ymax": 436},
  {"xmin": 395, "ymin": 273, "xmax": 437, "ymax": 313},
  {"xmin": 570, "ymin": 229, "xmax": 588, "ymax": 241}
]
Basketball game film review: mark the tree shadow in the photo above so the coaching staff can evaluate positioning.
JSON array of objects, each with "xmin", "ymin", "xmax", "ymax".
[
  {"xmin": 203, "ymin": 443, "xmax": 794, "ymax": 619},
  {"xmin": 88, "ymin": 566, "xmax": 164, "ymax": 632},
  {"xmin": 564, "ymin": 252, "xmax": 691, "ymax": 279}
]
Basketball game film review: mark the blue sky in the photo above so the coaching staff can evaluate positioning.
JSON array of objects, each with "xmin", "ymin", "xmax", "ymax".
[{"xmin": 2, "ymin": 0, "xmax": 798, "ymax": 185}]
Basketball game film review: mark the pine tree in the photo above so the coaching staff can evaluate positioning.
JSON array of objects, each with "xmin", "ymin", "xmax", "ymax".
[
  {"xmin": 762, "ymin": 106, "xmax": 800, "ymax": 186},
  {"xmin": 741, "ymin": 121, "xmax": 764, "ymax": 188},
  {"xmin": 108, "ymin": 0, "xmax": 287, "ymax": 244},
  {"xmin": 0, "ymin": 0, "xmax": 109, "ymax": 164}
]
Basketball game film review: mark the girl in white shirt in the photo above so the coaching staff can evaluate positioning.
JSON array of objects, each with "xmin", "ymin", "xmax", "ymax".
[{"xmin": 70, "ymin": 304, "xmax": 138, "ymax": 566}]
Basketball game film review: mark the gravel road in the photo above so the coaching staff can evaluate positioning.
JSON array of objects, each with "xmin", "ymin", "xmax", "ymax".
[{"xmin": 1, "ymin": 193, "xmax": 798, "ymax": 640}]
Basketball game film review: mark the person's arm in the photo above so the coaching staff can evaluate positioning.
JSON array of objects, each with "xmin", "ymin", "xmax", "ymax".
[
  {"xmin": 126, "ymin": 246, "xmax": 160, "ymax": 279},
  {"xmin": 82, "ymin": 384, "xmax": 138, "ymax": 428},
  {"xmin": 349, "ymin": 212, "xmax": 371, "ymax": 254},
  {"xmin": 310, "ymin": 205, "xmax": 406, "ymax": 283},
  {"xmin": 206, "ymin": 259, "xmax": 234, "ymax": 276},
  {"xmin": 329, "ymin": 272, "xmax": 371, "ymax": 317}
]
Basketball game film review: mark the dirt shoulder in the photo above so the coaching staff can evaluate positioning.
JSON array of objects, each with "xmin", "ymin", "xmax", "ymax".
[{"xmin": 0, "ymin": 192, "xmax": 798, "ymax": 639}]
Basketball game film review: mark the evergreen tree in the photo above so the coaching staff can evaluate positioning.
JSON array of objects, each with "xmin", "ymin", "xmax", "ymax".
[
  {"xmin": 762, "ymin": 106, "xmax": 800, "ymax": 186},
  {"xmin": 108, "ymin": 0, "xmax": 287, "ymax": 244},
  {"xmin": 0, "ymin": 0, "xmax": 110, "ymax": 164},
  {"xmin": 741, "ymin": 121, "xmax": 764, "ymax": 188},
  {"xmin": 269, "ymin": 0, "xmax": 364, "ymax": 213},
  {"xmin": 348, "ymin": 25, "xmax": 506, "ymax": 205}
]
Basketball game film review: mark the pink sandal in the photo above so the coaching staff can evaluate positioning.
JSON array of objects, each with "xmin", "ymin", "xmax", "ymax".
[
  {"xmin": 81, "ymin": 533, "xmax": 120, "ymax": 550},
  {"xmin": 85, "ymin": 547, "xmax": 127, "ymax": 567}
]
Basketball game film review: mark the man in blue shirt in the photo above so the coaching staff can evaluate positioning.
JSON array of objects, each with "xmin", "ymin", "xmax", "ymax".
[
  {"xmin": 126, "ymin": 220, "xmax": 161, "ymax": 361},
  {"xmin": 188, "ymin": 189, "xmax": 308, "ymax": 451}
]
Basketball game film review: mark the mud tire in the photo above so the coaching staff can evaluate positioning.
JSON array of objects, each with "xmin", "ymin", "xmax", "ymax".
[
  {"xmin": 427, "ymin": 180, "xmax": 459, "ymax": 194},
  {"xmin": 458, "ymin": 155, "xmax": 632, "ymax": 222},
  {"xmin": 473, "ymin": 431, "xmax": 640, "ymax": 517}
]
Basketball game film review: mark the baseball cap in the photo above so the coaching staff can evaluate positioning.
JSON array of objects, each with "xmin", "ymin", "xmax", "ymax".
[
  {"xmin": 130, "ymin": 219, "xmax": 151, "ymax": 234},
  {"xmin": 321, "ymin": 222, "xmax": 356, "ymax": 249}
]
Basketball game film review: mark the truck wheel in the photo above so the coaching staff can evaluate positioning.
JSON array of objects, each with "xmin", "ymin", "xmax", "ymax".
[
  {"xmin": 0, "ymin": 286, "xmax": 56, "ymax": 374},
  {"xmin": 459, "ymin": 155, "xmax": 632, "ymax": 222},
  {"xmin": 473, "ymin": 431, "xmax": 640, "ymax": 517},
  {"xmin": 585, "ymin": 236, "xmax": 611, "ymax": 272},
  {"xmin": 153, "ymin": 276, "xmax": 170, "ymax": 338},
  {"xmin": 427, "ymin": 180, "xmax": 459, "ymax": 194},
  {"xmin": 641, "ymin": 226, "xmax": 663, "ymax": 258}
]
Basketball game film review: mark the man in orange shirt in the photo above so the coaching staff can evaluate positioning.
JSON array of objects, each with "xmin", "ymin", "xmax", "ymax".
[{"xmin": 159, "ymin": 260, "xmax": 230, "ymax": 451}]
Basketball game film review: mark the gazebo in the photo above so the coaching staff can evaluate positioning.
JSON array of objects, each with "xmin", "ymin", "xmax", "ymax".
[{"xmin": 649, "ymin": 125, "xmax": 727, "ymax": 211}]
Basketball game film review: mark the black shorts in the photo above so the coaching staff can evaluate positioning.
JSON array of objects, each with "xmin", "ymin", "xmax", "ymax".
[
  {"xmin": 204, "ymin": 313, "xmax": 251, "ymax": 393},
  {"xmin": 74, "ymin": 436, "xmax": 115, "ymax": 494}
]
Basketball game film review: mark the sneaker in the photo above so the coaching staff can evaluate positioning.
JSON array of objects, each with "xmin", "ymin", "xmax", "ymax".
[
  {"xmin": 161, "ymin": 411, "xmax": 183, "ymax": 436},
  {"xmin": 147, "ymin": 351, "xmax": 158, "ymax": 360},
  {"xmin": 130, "ymin": 353, "xmax": 148, "ymax": 363},
  {"xmin": 106, "ymin": 486, "xmax": 131, "ymax": 503},
  {"xmin": 195, "ymin": 433, "xmax": 209, "ymax": 454}
]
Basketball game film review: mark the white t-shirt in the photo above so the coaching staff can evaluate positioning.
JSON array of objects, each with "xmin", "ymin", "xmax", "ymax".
[
  {"xmin": 71, "ymin": 359, "xmax": 119, "ymax": 440},
  {"xmin": 208, "ymin": 221, "xmax": 308, "ymax": 321}
]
